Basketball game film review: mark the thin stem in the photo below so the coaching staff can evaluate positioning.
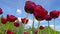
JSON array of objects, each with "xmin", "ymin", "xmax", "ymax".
[
  {"xmin": 48, "ymin": 21, "xmax": 50, "ymax": 34},
  {"xmin": 26, "ymin": 13, "xmax": 29, "ymax": 18},
  {"xmin": 32, "ymin": 17, "xmax": 34, "ymax": 34},
  {"xmin": 38, "ymin": 21, "xmax": 40, "ymax": 34},
  {"xmin": 54, "ymin": 19, "xmax": 56, "ymax": 34},
  {"xmin": 16, "ymin": 28, "xmax": 19, "ymax": 34},
  {"xmin": 23, "ymin": 13, "xmax": 29, "ymax": 34}
]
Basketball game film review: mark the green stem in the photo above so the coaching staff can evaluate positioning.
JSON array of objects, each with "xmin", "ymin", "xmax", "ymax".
[
  {"xmin": 16, "ymin": 28, "xmax": 19, "ymax": 34},
  {"xmin": 23, "ymin": 13, "xmax": 29, "ymax": 34},
  {"xmin": 32, "ymin": 17, "xmax": 34, "ymax": 34},
  {"xmin": 54, "ymin": 19, "xmax": 56, "ymax": 34},
  {"xmin": 38, "ymin": 21, "xmax": 40, "ymax": 34},
  {"xmin": 5, "ymin": 21, "xmax": 11, "ymax": 34},
  {"xmin": 41, "ymin": 30, "xmax": 43, "ymax": 34},
  {"xmin": 48, "ymin": 21, "xmax": 50, "ymax": 34},
  {"xmin": 7, "ymin": 21, "xmax": 10, "ymax": 29}
]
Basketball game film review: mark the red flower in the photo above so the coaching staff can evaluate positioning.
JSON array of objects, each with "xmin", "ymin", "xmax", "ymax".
[
  {"xmin": 14, "ymin": 22, "xmax": 20, "ymax": 27},
  {"xmin": 59, "ymin": 12, "xmax": 60, "ymax": 15},
  {"xmin": 6, "ymin": 29, "xmax": 15, "ymax": 34},
  {"xmin": 1, "ymin": 18, "xmax": 7, "ymax": 24},
  {"xmin": 24, "ymin": 1, "xmax": 36, "ymax": 14},
  {"xmin": 45, "ymin": 15, "xmax": 52, "ymax": 21},
  {"xmin": 24, "ymin": 31, "xmax": 28, "ymax": 34},
  {"xmin": 0, "ymin": 8, "xmax": 3, "ymax": 14},
  {"xmin": 33, "ymin": 5, "xmax": 48, "ymax": 21},
  {"xmin": 39, "ymin": 26, "xmax": 45, "ymax": 30},
  {"xmin": 21, "ymin": 18, "xmax": 28, "ymax": 24},
  {"xmin": 50, "ymin": 10, "xmax": 59, "ymax": 19},
  {"xmin": 7, "ymin": 14, "xmax": 17, "ymax": 22},
  {"xmin": 34, "ymin": 29, "xmax": 38, "ymax": 34}
]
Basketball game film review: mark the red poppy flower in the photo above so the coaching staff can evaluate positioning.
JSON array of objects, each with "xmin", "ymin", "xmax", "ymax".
[
  {"xmin": 24, "ymin": 31, "xmax": 28, "ymax": 34},
  {"xmin": 33, "ymin": 5, "xmax": 48, "ymax": 21},
  {"xmin": 59, "ymin": 12, "xmax": 60, "ymax": 15},
  {"xmin": 39, "ymin": 26, "xmax": 45, "ymax": 30},
  {"xmin": 50, "ymin": 10, "xmax": 59, "ymax": 19},
  {"xmin": 45, "ymin": 15, "xmax": 52, "ymax": 21},
  {"xmin": 0, "ymin": 8, "xmax": 3, "ymax": 14},
  {"xmin": 21, "ymin": 18, "xmax": 28, "ymax": 24},
  {"xmin": 34, "ymin": 29, "xmax": 38, "ymax": 34},
  {"xmin": 7, "ymin": 14, "xmax": 17, "ymax": 22},
  {"xmin": 24, "ymin": 1, "xmax": 36, "ymax": 14},
  {"xmin": 14, "ymin": 22, "xmax": 20, "ymax": 27},
  {"xmin": 6, "ymin": 29, "xmax": 15, "ymax": 34},
  {"xmin": 1, "ymin": 18, "xmax": 7, "ymax": 24}
]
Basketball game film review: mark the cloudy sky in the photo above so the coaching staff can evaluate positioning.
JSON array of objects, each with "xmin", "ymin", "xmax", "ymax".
[{"xmin": 0, "ymin": 0, "xmax": 60, "ymax": 31}]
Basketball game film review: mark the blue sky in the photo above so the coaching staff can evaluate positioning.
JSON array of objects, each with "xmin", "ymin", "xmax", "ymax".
[{"xmin": 0, "ymin": 0, "xmax": 60, "ymax": 31}]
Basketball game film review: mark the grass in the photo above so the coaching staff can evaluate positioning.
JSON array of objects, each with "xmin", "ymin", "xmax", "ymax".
[
  {"xmin": 26, "ymin": 26, "xmax": 60, "ymax": 34},
  {"xmin": 0, "ymin": 19, "xmax": 60, "ymax": 34}
]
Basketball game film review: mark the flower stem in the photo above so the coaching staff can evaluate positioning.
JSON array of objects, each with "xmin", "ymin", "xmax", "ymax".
[
  {"xmin": 54, "ymin": 19, "xmax": 56, "ymax": 34},
  {"xmin": 23, "ymin": 13, "xmax": 29, "ymax": 34},
  {"xmin": 32, "ymin": 17, "xmax": 34, "ymax": 34},
  {"xmin": 48, "ymin": 21, "xmax": 50, "ymax": 34},
  {"xmin": 38, "ymin": 21, "xmax": 40, "ymax": 34}
]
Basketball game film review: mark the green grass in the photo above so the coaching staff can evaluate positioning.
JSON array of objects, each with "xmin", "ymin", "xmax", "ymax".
[
  {"xmin": 0, "ymin": 19, "xmax": 60, "ymax": 34},
  {"xmin": 42, "ymin": 26, "xmax": 60, "ymax": 34},
  {"xmin": 26, "ymin": 26, "xmax": 60, "ymax": 34}
]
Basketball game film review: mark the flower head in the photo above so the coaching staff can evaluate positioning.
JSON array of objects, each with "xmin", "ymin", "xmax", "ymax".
[
  {"xmin": 1, "ymin": 18, "xmax": 7, "ymax": 24},
  {"xmin": 34, "ymin": 29, "xmax": 38, "ymax": 34},
  {"xmin": 33, "ymin": 5, "xmax": 48, "ymax": 21},
  {"xmin": 39, "ymin": 26, "xmax": 45, "ymax": 30},
  {"xmin": 45, "ymin": 15, "xmax": 52, "ymax": 21},
  {"xmin": 0, "ymin": 8, "xmax": 3, "ymax": 14},
  {"xmin": 7, "ymin": 14, "xmax": 17, "ymax": 22},
  {"xmin": 6, "ymin": 29, "xmax": 15, "ymax": 34},
  {"xmin": 24, "ymin": 31, "xmax": 28, "ymax": 34},
  {"xmin": 50, "ymin": 10, "xmax": 59, "ymax": 19},
  {"xmin": 14, "ymin": 22, "xmax": 20, "ymax": 27},
  {"xmin": 24, "ymin": 1, "xmax": 36, "ymax": 14},
  {"xmin": 21, "ymin": 18, "xmax": 28, "ymax": 24}
]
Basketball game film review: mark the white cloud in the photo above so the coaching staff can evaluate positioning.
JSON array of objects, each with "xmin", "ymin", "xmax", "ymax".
[
  {"xmin": 48, "ymin": 25, "xmax": 60, "ymax": 31},
  {"xmin": 18, "ymin": 17, "xmax": 21, "ymax": 22},
  {"xmin": 50, "ymin": 25, "xmax": 54, "ymax": 27},
  {"xmin": 16, "ymin": 9, "xmax": 22, "ymax": 15},
  {"xmin": 41, "ymin": 20, "xmax": 46, "ymax": 23},
  {"xmin": 26, "ymin": 19, "xmax": 33, "ymax": 27}
]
